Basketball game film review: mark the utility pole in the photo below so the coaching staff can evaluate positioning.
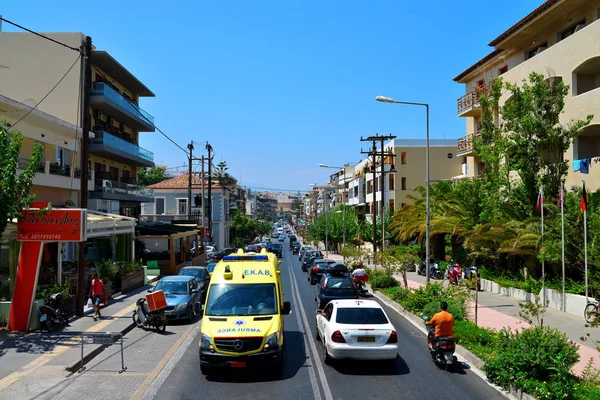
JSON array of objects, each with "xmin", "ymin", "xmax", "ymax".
[
  {"xmin": 187, "ymin": 142, "xmax": 194, "ymax": 220},
  {"xmin": 377, "ymin": 135, "xmax": 396, "ymax": 251},
  {"xmin": 77, "ymin": 36, "xmax": 92, "ymax": 317},
  {"xmin": 206, "ymin": 142, "xmax": 213, "ymax": 245},
  {"xmin": 201, "ymin": 155, "xmax": 206, "ymax": 232}
]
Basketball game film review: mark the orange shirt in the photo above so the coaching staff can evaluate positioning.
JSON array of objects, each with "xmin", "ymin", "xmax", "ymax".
[
  {"xmin": 91, "ymin": 279, "xmax": 105, "ymax": 296},
  {"xmin": 430, "ymin": 310, "xmax": 455, "ymax": 337}
]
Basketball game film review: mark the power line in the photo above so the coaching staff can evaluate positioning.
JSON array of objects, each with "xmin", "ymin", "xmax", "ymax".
[
  {"xmin": 0, "ymin": 17, "xmax": 82, "ymax": 53},
  {"xmin": 10, "ymin": 53, "xmax": 82, "ymax": 130}
]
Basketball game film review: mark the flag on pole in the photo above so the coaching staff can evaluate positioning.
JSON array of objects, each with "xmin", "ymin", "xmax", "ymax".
[
  {"xmin": 558, "ymin": 186, "xmax": 564, "ymax": 208},
  {"xmin": 581, "ymin": 182, "xmax": 588, "ymax": 212},
  {"xmin": 536, "ymin": 186, "xmax": 543, "ymax": 212}
]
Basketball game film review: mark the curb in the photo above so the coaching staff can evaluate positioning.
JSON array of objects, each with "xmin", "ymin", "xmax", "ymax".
[
  {"xmin": 65, "ymin": 320, "xmax": 136, "ymax": 373},
  {"xmin": 369, "ymin": 285, "xmax": 534, "ymax": 400}
]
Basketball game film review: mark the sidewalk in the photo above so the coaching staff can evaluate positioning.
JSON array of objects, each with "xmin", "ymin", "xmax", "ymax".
[
  {"xmin": 0, "ymin": 286, "xmax": 147, "ymax": 394},
  {"xmin": 396, "ymin": 271, "xmax": 600, "ymax": 375}
]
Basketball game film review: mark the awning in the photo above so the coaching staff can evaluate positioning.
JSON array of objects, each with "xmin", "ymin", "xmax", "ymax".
[{"xmin": 87, "ymin": 210, "xmax": 136, "ymax": 238}]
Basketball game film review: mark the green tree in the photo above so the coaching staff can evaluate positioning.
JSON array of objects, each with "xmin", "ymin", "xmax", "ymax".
[
  {"xmin": 137, "ymin": 165, "xmax": 166, "ymax": 187},
  {"xmin": 257, "ymin": 220, "xmax": 272, "ymax": 236},
  {"xmin": 214, "ymin": 160, "xmax": 236, "ymax": 187},
  {"xmin": 0, "ymin": 121, "xmax": 44, "ymax": 239},
  {"xmin": 230, "ymin": 211, "xmax": 258, "ymax": 247}
]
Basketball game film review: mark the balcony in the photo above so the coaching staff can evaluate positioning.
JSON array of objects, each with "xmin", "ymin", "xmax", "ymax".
[
  {"xmin": 90, "ymin": 82, "xmax": 155, "ymax": 132},
  {"xmin": 457, "ymin": 133, "xmax": 480, "ymax": 156},
  {"xmin": 457, "ymin": 82, "xmax": 492, "ymax": 117},
  {"xmin": 89, "ymin": 130, "xmax": 155, "ymax": 167},
  {"xmin": 17, "ymin": 158, "xmax": 94, "ymax": 192},
  {"xmin": 91, "ymin": 174, "xmax": 153, "ymax": 202}
]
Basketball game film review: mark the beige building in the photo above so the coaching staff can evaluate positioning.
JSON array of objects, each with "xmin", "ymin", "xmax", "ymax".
[
  {"xmin": 0, "ymin": 30, "xmax": 155, "ymax": 217},
  {"xmin": 344, "ymin": 139, "xmax": 461, "ymax": 218},
  {"xmin": 454, "ymin": 0, "xmax": 600, "ymax": 190}
]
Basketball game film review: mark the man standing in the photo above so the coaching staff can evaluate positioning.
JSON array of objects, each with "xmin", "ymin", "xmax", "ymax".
[{"xmin": 89, "ymin": 273, "xmax": 106, "ymax": 321}]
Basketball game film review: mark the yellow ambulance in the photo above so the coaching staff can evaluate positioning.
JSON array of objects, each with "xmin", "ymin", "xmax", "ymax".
[{"xmin": 199, "ymin": 249, "xmax": 291, "ymax": 375}]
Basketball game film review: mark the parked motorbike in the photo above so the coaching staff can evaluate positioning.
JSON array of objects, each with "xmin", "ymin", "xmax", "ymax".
[
  {"xmin": 462, "ymin": 265, "xmax": 481, "ymax": 290},
  {"xmin": 423, "ymin": 316, "xmax": 458, "ymax": 370},
  {"xmin": 416, "ymin": 260, "xmax": 443, "ymax": 280},
  {"xmin": 445, "ymin": 262, "xmax": 462, "ymax": 285},
  {"xmin": 39, "ymin": 292, "xmax": 69, "ymax": 332},
  {"xmin": 132, "ymin": 298, "xmax": 167, "ymax": 333}
]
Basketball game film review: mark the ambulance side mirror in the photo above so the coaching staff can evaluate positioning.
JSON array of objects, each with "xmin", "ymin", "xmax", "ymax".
[{"xmin": 282, "ymin": 301, "xmax": 291, "ymax": 315}]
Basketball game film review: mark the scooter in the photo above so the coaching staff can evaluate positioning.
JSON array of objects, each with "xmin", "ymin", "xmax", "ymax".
[
  {"xmin": 354, "ymin": 275, "xmax": 368, "ymax": 296},
  {"xmin": 416, "ymin": 260, "xmax": 443, "ymax": 280},
  {"xmin": 445, "ymin": 262, "xmax": 462, "ymax": 285},
  {"xmin": 423, "ymin": 316, "xmax": 458, "ymax": 370},
  {"xmin": 39, "ymin": 292, "xmax": 69, "ymax": 332},
  {"xmin": 132, "ymin": 298, "xmax": 167, "ymax": 333},
  {"xmin": 463, "ymin": 265, "xmax": 480, "ymax": 290}
]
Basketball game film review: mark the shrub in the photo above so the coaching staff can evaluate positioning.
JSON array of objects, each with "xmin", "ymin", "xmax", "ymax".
[
  {"xmin": 483, "ymin": 326, "xmax": 580, "ymax": 399},
  {"xmin": 96, "ymin": 259, "xmax": 119, "ymax": 285},
  {"xmin": 422, "ymin": 299, "xmax": 467, "ymax": 321},
  {"xmin": 453, "ymin": 320, "xmax": 498, "ymax": 359},
  {"xmin": 121, "ymin": 259, "xmax": 143, "ymax": 275},
  {"xmin": 370, "ymin": 274, "xmax": 399, "ymax": 289}
]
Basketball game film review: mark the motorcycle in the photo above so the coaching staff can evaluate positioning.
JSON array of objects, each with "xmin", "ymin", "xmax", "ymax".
[
  {"xmin": 418, "ymin": 261, "xmax": 443, "ymax": 280},
  {"xmin": 39, "ymin": 292, "xmax": 69, "ymax": 332},
  {"xmin": 463, "ymin": 265, "xmax": 481, "ymax": 290},
  {"xmin": 423, "ymin": 316, "xmax": 458, "ymax": 370},
  {"xmin": 445, "ymin": 262, "xmax": 462, "ymax": 285},
  {"xmin": 354, "ymin": 275, "xmax": 368, "ymax": 296},
  {"xmin": 132, "ymin": 298, "xmax": 167, "ymax": 333}
]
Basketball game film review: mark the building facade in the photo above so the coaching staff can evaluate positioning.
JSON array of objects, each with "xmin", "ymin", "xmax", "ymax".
[
  {"xmin": 453, "ymin": 0, "xmax": 600, "ymax": 190},
  {"xmin": 0, "ymin": 31, "xmax": 156, "ymax": 218}
]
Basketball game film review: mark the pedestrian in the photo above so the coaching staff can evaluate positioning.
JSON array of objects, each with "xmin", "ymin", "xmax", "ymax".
[{"xmin": 89, "ymin": 273, "xmax": 106, "ymax": 321}]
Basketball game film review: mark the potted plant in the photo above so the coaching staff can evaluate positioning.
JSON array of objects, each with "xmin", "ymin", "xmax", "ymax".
[
  {"xmin": 38, "ymin": 282, "xmax": 76, "ymax": 316},
  {"xmin": 96, "ymin": 259, "xmax": 118, "ymax": 298},
  {"xmin": 120, "ymin": 259, "xmax": 144, "ymax": 293}
]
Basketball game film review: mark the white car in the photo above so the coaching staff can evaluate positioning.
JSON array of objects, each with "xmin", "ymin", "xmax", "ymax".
[{"xmin": 316, "ymin": 299, "xmax": 398, "ymax": 365}]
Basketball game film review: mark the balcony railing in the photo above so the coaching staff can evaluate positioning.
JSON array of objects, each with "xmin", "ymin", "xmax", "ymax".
[
  {"xmin": 92, "ymin": 82, "xmax": 154, "ymax": 125},
  {"xmin": 90, "ymin": 131, "xmax": 154, "ymax": 162},
  {"xmin": 94, "ymin": 179, "xmax": 153, "ymax": 197},
  {"xmin": 457, "ymin": 133, "xmax": 480, "ymax": 155},
  {"xmin": 18, "ymin": 158, "xmax": 45, "ymax": 173},
  {"xmin": 457, "ymin": 82, "xmax": 492, "ymax": 115}
]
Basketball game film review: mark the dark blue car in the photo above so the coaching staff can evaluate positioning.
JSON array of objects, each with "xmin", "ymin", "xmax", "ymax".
[{"xmin": 151, "ymin": 275, "xmax": 202, "ymax": 321}]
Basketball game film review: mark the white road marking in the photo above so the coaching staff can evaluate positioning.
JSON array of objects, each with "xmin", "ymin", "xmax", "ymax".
[{"xmin": 288, "ymin": 260, "xmax": 334, "ymax": 400}]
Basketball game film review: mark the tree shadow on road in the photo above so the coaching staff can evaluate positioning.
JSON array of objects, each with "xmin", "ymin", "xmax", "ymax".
[{"xmin": 205, "ymin": 331, "xmax": 306, "ymax": 383}]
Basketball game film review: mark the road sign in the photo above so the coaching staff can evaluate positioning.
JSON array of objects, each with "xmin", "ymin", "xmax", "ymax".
[{"xmin": 91, "ymin": 332, "xmax": 121, "ymax": 344}]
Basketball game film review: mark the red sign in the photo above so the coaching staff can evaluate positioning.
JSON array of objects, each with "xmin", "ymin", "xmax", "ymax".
[{"xmin": 17, "ymin": 208, "xmax": 87, "ymax": 242}]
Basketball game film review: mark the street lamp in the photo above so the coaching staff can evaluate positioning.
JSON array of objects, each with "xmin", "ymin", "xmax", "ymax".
[
  {"xmin": 319, "ymin": 164, "xmax": 347, "ymax": 250},
  {"xmin": 376, "ymin": 95, "xmax": 431, "ymax": 285}
]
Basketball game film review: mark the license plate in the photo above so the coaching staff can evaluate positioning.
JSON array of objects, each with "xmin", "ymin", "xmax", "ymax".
[
  {"xmin": 357, "ymin": 336, "xmax": 375, "ymax": 342},
  {"xmin": 229, "ymin": 361, "xmax": 246, "ymax": 368},
  {"xmin": 40, "ymin": 314, "xmax": 47, "ymax": 322}
]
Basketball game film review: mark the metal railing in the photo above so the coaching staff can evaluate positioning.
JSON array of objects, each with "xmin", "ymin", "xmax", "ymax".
[
  {"xmin": 457, "ymin": 82, "xmax": 492, "ymax": 115},
  {"xmin": 92, "ymin": 82, "xmax": 154, "ymax": 125},
  {"xmin": 94, "ymin": 179, "xmax": 154, "ymax": 197},
  {"xmin": 457, "ymin": 133, "xmax": 480, "ymax": 154},
  {"xmin": 90, "ymin": 131, "xmax": 154, "ymax": 162}
]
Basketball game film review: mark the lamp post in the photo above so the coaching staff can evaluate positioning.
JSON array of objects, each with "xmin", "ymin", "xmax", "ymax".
[
  {"xmin": 376, "ymin": 95, "xmax": 431, "ymax": 285},
  {"xmin": 319, "ymin": 164, "xmax": 347, "ymax": 250}
]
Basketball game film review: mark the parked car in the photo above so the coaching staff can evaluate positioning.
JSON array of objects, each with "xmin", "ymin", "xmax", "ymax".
[
  {"xmin": 150, "ymin": 275, "xmax": 203, "ymax": 321},
  {"xmin": 308, "ymin": 258, "xmax": 337, "ymax": 285},
  {"xmin": 302, "ymin": 250, "xmax": 324, "ymax": 271},
  {"xmin": 209, "ymin": 248, "xmax": 237, "ymax": 261},
  {"xmin": 267, "ymin": 243, "xmax": 283, "ymax": 258},
  {"xmin": 244, "ymin": 244, "xmax": 261, "ymax": 253},
  {"xmin": 292, "ymin": 243, "xmax": 301, "ymax": 254},
  {"xmin": 206, "ymin": 262, "xmax": 218, "ymax": 275},
  {"xmin": 315, "ymin": 264, "xmax": 358, "ymax": 309},
  {"xmin": 316, "ymin": 299, "xmax": 398, "ymax": 365},
  {"xmin": 178, "ymin": 266, "xmax": 210, "ymax": 302}
]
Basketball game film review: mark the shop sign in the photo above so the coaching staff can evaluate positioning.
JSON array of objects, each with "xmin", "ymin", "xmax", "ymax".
[{"xmin": 17, "ymin": 208, "xmax": 87, "ymax": 242}]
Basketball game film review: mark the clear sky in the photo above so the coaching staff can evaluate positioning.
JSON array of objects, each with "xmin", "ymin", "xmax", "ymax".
[{"xmin": 1, "ymin": 0, "xmax": 542, "ymax": 192}]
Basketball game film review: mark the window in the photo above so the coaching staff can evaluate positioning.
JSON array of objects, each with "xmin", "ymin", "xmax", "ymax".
[
  {"xmin": 177, "ymin": 198, "xmax": 188, "ymax": 215},
  {"xmin": 401, "ymin": 177, "xmax": 407, "ymax": 190},
  {"xmin": 401, "ymin": 152, "xmax": 407, "ymax": 165},
  {"xmin": 155, "ymin": 198, "xmax": 165, "ymax": 215},
  {"xmin": 559, "ymin": 19, "xmax": 585, "ymax": 41},
  {"xmin": 109, "ymin": 166, "xmax": 119, "ymax": 181},
  {"xmin": 401, "ymin": 202, "xmax": 407, "ymax": 208},
  {"xmin": 526, "ymin": 42, "xmax": 547, "ymax": 60},
  {"xmin": 388, "ymin": 174, "xmax": 395, "ymax": 190},
  {"xmin": 498, "ymin": 65, "xmax": 508, "ymax": 75},
  {"xmin": 56, "ymin": 147, "xmax": 66, "ymax": 166},
  {"xmin": 389, "ymin": 199, "xmax": 394, "ymax": 211},
  {"xmin": 336, "ymin": 307, "xmax": 388, "ymax": 324}
]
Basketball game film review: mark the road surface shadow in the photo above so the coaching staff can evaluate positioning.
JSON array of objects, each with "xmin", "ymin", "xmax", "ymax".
[
  {"xmin": 205, "ymin": 331, "xmax": 306, "ymax": 383},
  {"xmin": 331, "ymin": 356, "xmax": 410, "ymax": 376}
]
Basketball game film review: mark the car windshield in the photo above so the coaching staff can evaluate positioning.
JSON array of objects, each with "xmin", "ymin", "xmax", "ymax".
[
  {"xmin": 336, "ymin": 308, "xmax": 389, "ymax": 324},
  {"xmin": 155, "ymin": 280, "xmax": 189, "ymax": 295},
  {"xmin": 317, "ymin": 262, "xmax": 335, "ymax": 268},
  {"xmin": 205, "ymin": 283, "xmax": 277, "ymax": 316},
  {"xmin": 325, "ymin": 277, "xmax": 354, "ymax": 289},
  {"xmin": 179, "ymin": 269, "xmax": 202, "ymax": 279},
  {"xmin": 206, "ymin": 263, "xmax": 217, "ymax": 273}
]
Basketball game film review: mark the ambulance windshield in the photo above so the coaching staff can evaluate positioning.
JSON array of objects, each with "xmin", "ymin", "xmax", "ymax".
[{"xmin": 206, "ymin": 284, "xmax": 277, "ymax": 316}]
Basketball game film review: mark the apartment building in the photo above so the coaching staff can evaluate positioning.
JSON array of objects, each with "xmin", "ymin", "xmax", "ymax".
[
  {"xmin": 0, "ymin": 31, "xmax": 155, "ymax": 218},
  {"xmin": 454, "ymin": 0, "xmax": 600, "ymax": 189},
  {"xmin": 256, "ymin": 193, "xmax": 278, "ymax": 220},
  {"xmin": 345, "ymin": 139, "xmax": 461, "ymax": 219}
]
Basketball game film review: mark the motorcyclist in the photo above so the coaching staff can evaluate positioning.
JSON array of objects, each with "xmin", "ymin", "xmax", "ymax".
[
  {"xmin": 425, "ymin": 301, "xmax": 455, "ymax": 350},
  {"xmin": 351, "ymin": 263, "xmax": 367, "ymax": 277}
]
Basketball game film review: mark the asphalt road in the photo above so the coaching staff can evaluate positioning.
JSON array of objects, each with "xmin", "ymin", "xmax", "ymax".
[{"xmin": 150, "ymin": 240, "xmax": 506, "ymax": 400}]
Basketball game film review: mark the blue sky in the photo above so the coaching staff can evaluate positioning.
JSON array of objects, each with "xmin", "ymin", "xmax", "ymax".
[{"xmin": 2, "ymin": 0, "xmax": 542, "ymax": 192}]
